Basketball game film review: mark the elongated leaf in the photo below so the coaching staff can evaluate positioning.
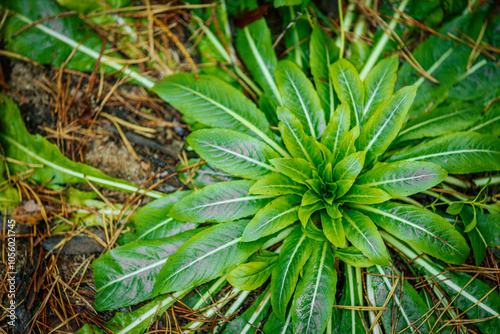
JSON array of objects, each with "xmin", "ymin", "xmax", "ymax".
[
  {"xmin": 333, "ymin": 246, "xmax": 374, "ymax": 268},
  {"xmin": 321, "ymin": 104, "xmax": 350, "ymax": 155},
  {"xmin": 168, "ymin": 180, "xmax": 271, "ymax": 223},
  {"xmin": 120, "ymin": 191, "xmax": 197, "ymax": 244},
  {"xmin": 330, "ymin": 59, "xmax": 364, "ymax": 127},
  {"xmin": 332, "ymin": 152, "xmax": 365, "ymax": 182},
  {"xmin": 188, "ymin": 129, "xmax": 278, "ymax": 179},
  {"xmin": 342, "ymin": 208, "xmax": 389, "ymax": 266},
  {"xmin": 228, "ymin": 262, "xmax": 275, "ymax": 291},
  {"xmin": 278, "ymin": 108, "xmax": 322, "ymax": 166},
  {"xmin": 275, "ymin": 60, "xmax": 326, "ymax": 138},
  {"xmin": 362, "ymin": 55, "xmax": 398, "ymax": 122},
  {"xmin": 356, "ymin": 161, "xmax": 447, "ymax": 197},
  {"xmin": 292, "ymin": 242, "xmax": 337, "ymax": 334},
  {"xmin": 460, "ymin": 205, "xmax": 486, "ymax": 265},
  {"xmin": 310, "ymin": 22, "xmax": 339, "ymax": 120},
  {"xmin": 469, "ymin": 103, "xmax": 500, "ymax": 137},
  {"xmin": 242, "ymin": 195, "xmax": 300, "ymax": 241},
  {"xmin": 154, "ymin": 220, "xmax": 264, "ymax": 294},
  {"xmin": 263, "ymin": 312, "xmax": 293, "ymax": 334},
  {"xmin": 356, "ymin": 86, "xmax": 418, "ymax": 164},
  {"xmin": 270, "ymin": 158, "xmax": 314, "ymax": 184},
  {"xmin": 0, "ymin": 95, "xmax": 164, "ymax": 198},
  {"xmin": 354, "ymin": 202, "xmax": 470, "ymax": 265},
  {"xmin": 387, "ymin": 132, "xmax": 500, "ymax": 174},
  {"xmin": 334, "ymin": 125, "xmax": 360, "ymax": 165},
  {"xmin": 249, "ymin": 173, "xmax": 307, "ymax": 196},
  {"xmin": 367, "ymin": 265, "xmax": 435, "ymax": 333},
  {"xmin": 272, "ymin": 229, "xmax": 314, "ymax": 321},
  {"xmin": 93, "ymin": 228, "xmax": 201, "ymax": 311},
  {"xmin": 321, "ymin": 211, "xmax": 345, "ymax": 248},
  {"xmin": 340, "ymin": 185, "xmax": 390, "ymax": 204}
]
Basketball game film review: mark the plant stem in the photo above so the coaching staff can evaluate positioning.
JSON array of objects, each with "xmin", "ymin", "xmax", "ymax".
[{"xmin": 359, "ymin": 0, "xmax": 409, "ymax": 80}]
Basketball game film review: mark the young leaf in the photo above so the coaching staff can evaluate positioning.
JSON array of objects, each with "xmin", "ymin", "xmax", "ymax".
[
  {"xmin": 356, "ymin": 161, "xmax": 447, "ymax": 197},
  {"xmin": 298, "ymin": 202, "xmax": 325, "ymax": 227},
  {"xmin": 228, "ymin": 262, "xmax": 276, "ymax": 291},
  {"xmin": 153, "ymin": 220, "xmax": 264, "ymax": 295},
  {"xmin": 242, "ymin": 195, "xmax": 301, "ymax": 242},
  {"xmin": 342, "ymin": 208, "xmax": 389, "ymax": 266},
  {"xmin": 188, "ymin": 129, "xmax": 279, "ymax": 179},
  {"xmin": 275, "ymin": 60, "xmax": 326, "ymax": 138},
  {"xmin": 249, "ymin": 173, "xmax": 307, "ymax": 196},
  {"xmin": 356, "ymin": 86, "xmax": 418, "ymax": 164},
  {"xmin": 321, "ymin": 211, "xmax": 345, "ymax": 248},
  {"xmin": 333, "ymin": 246, "xmax": 374, "ymax": 268},
  {"xmin": 291, "ymin": 242, "xmax": 337, "ymax": 334},
  {"xmin": 339, "ymin": 185, "xmax": 391, "ymax": 204},
  {"xmin": 301, "ymin": 219, "xmax": 328, "ymax": 242},
  {"xmin": 271, "ymin": 229, "xmax": 314, "ymax": 321},
  {"xmin": 321, "ymin": 104, "xmax": 350, "ymax": 155},
  {"xmin": 310, "ymin": 22, "xmax": 339, "ymax": 120},
  {"xmin": 302, "ymin": 190, "xmax": 322, "ymax": 206},
  {"xmin": 388, "ymin": 132, "xmax": 500, "ymax": 174},
  {"xmin": 329, "ymin": 59, "xmax": 364, "ymax": 127},
  {"xmin": 332, "ymin": 152, "xmax": 366, "ymax": 182},
  {"xmin": 446, "ymin": 202, "xmax": 464, "ymax": 215},
  {"xmin": 354, "ymin": 202, "xmax": 470, "ymax": 265},
  {"xmin": 168, "ymin": 180, "xmax": 272, "ymax": 223},
  {"xmin": 334, "ymin": 125, "xmax": 360, "ymax": 165},
  {"xmin": 93, "ymin": 228, "xmax": 202, "ymax": 311},
  {"xmin": 270, "ymin": 158, "xmax": 314, "ymax": 184},
  {"xmin": 362, "ymin": 55, "xmax": 398, "ymax": 122},
  {"xmin": 277, "ymin": 107, "xmax": 323, "ymax": 166}
]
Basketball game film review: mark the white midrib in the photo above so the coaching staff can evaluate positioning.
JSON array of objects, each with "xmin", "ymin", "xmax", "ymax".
[
  {"xmin": 164, "ymin": 237, "xmax": 241, "ymax": 282},
  {"xmin": 241, "ymin": 293, "xmax": 272, "ymax": 334},
  {"xmin": 364, "ymin": 93, "xmax": 410, "ymax": 153},
  {"xmin": 399, "ymin": 109, "xmax": 469, "ymax": 136},
  {"xmin": 305, "ymin": 243, "xmax": 328, "ymax": 332},
  {"xmin": 201, "ymin": 141, "xmax": 276, "ymax": 172},
  {"xmin": 278, "ymin": 234, "xmax": 306, "ymax": 304},
  {"xmin": 137, "ymin": 218, "xmax": 173, "ymax": 240},
  {"xmin": 469, "ymin": 115, "xmax": 500, "ymax": 132},
  {"xmin": 404, "ymin": 149, "xmax": 499, "ymax": 161},
  {"xmin": 361, "ymin": 172, "xmax": 439, "ymax": 186},
  {"xmin": 286, "ymin": 72, "xmax": 317, "ymax": 138},
  {"xmin": 362, "ymin": 67, "xmax": 390, "ymax": 117},
  {"xmin": 326, "ymin": 51, "xmax": 335, "ymax": 118},
  {"xmin": 284, "ymin": 119, "xmax": 314, "ymax": 164},
  {"xmin": 344, "ymin": 212, "xmax": 380, "ymax": 258},
  {"xmin": 332, "ymin": 112, "xmax": 346, "ymax": 155},
  {"xmin": 97, "ymin": 258, "xmax": 168, "ymax": 292},
  {"xmin": 243, "ymin": 27, "xmax": 281, "ymax": 103},
  {"xmin": 347, "ymin": 265, "xmax": 356, "ymax": 333},
  {"xmin": 281, "ymin": 312, "xmax": 292, "ymax": 334},
  {"xmin": 340, "ymin": 68, "xmax": 360, "ymax": 126},
  {"xmin": 184, "ymin": 194, "xmax": 272, "ymax": 213},
  {"xmin": 251, "ymin": 206, "xmax": 299, "ymax": 233},
  {"xmin": 1, "ymin": 135, "xmax": 164, "ymax": 199},
  {"xmin": 15, "ymin": 14, "xmax": 155, "ymax": 89}
]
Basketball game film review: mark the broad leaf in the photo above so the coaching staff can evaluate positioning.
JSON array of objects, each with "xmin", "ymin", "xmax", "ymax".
[
  {"xmin": 321, "ymin": 104, "xmax": 350, "ymax": 155},
  {"xmin": 340, "ymin": 185, "xmax": 390, "ymax": 204},
  {"xmin": 228, "ymin": 262, "xmax": 276, "ymax": 291},
  {"xmin": 356, "ymin": 161, "xmax": 447, "ymax": 197},
  {"xmin": 388, "ymin": 132, "xmax": 500, "ymax": 174},
  {"xmin": 188, "ymin": 129, "xmax": 278, "ymax": 179},
  {"xmin": 93, "ymin": 228, "xmax": 201, "ymax": 311},
  {"xmin": 356, "ymin": 86, "xmax": 418, "ymax": 164},
  {"xmin": 342, "ymin": 208, "xmax": 389, "ymax": 266},
  {"xmin": 292, "ymin": 242, "xmax": 337, "ymax": 334},
  {"xmin": 153, "ymin": 220, "xmax": 264, "ymax": 294},
  {"xmin": 242, "ymin": 195, "xmax": 301, "ymax": 242},
  {"xmin": 249, "ymin": 173, "xmax": 307, "ymax": 196},
  {"xmin": 334, "ymin": 247, "xmax": 374, "ymax": 268},
  {"xmin": 354, "ymin": 202, "xmax": 470, "ymax": 265},
  {"xmin": 270, "ymin": 158, "xmax": 314, "ymax": 184},
  {"xmin": 321, "ymin": 211, "xmax": 345, "ymax": 248},
  {"xmin": 271, "ymin": 229, "xmax": 314, "ymax": 321},
  {"xmin": 362, "ymin": 55, "xmax": 398, "ymax": 122},
  {"xmin": 275, "ymin": 60, "xmax": 326, "ymax": 138},
  {"xmin": 330, "ymin": 59, "xmax": 364, "ymax": 127},
  {"xmin": 168, "ymin": 180, "xmax": 272, "ymax": 223}
]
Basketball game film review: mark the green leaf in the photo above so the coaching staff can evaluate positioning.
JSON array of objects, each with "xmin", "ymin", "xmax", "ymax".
[
  {"xmin": 168, "ymin": 180, "xmax": 272, "ymax": 223},
  {"xmin": 249, "ymin": 173, "xmax": 307, "ymax": 196},
  {"xmin": 270, "ymin": 158, "xmax": 314, "ymax": 184},
  {"xmin": 301, "ymin": 219, "xmax": 328, "ymax": 242},
  {"xmin": 367, "ymin": 265, "xmax": 435, "ymax": 333},
  {"xmin": 298, "ymin": 202, "xmax": 325, "ymax": 227},
  {"xmin": 188, "ymin": 129, "xmax": 278, "ymax": 179},
  {"xmin": 278, "ymin": 108, "xmax": 323, "ymax": 166},
  {"xmin": 275, "ymin": 0, "xmax": 302, "ymax": 6},
  {"xmin": 355, "ymin": 161, "xmax": 447, "ymax": 198},
  {"xmin": 460, "ymin": 205, "xmax": 484, "ymax": 265},
  {"xmin": 332, "ymin": 151, "xmax": 365, "ymax": 186},
  {"xmin": 362, "ymin": 55, "xmax": 398, "ymax": 122},
  {"xmin": 282, "ymin": 5, "xmax": 310, "ymax": 70},
  {"xmin": 275, "ymin": 60, "xmax": 326, "ymax": 138},
  {"xmin": 354, "ymin": 202, "xmax": 470, "ymax": 265},
  {"xmin": 330, "ymin": 59, "xmax": 364, "ymax": 127},
  {"xmin": 387, "ymin": 132, "xmax": 500, "ymax": 174},
  {"xmin": 310, "ymin": 21, "xmax": 339, "ymax": 120},
  {"xmin": 93, "ymin": 228, "xmax": 201, "ymax": 311},
  {"xmin": 342, "ymin": 208, "xmax": 389, "ymax": 266},
  {"xmin": 321, "ymin": 104, "xmax": 350, "ymax": 155},
  {"xmin": 0, "ymin": 95, "xmax": 164, "ymax": 198},
  {"xmin": 334, "ymin": 125, "xmax": 360, "ymax": 165},
  {"xmin": 333, "ymin": 246, "xmax": 374, "ymax": 268},
  {"xmin": 263, "ymin": 312, "xmax": 293, "ymax": 334},
  {"xmin": 153, "ymin": 220, "xmax": 264, "ymax": 295},
  {"xmin": 301, "ymin": 190, "xmax": 322, "ymax": 206},
  {"xmin": 321, "ymin": 211, "xmax": 345, "ymax": 248},
  {"xmin": 242, "ymin": 195, "xmax": 301, "ymax": 242},
  {"xmin": 271, "ymin": 229, "xmax": 313, "ymax": 321},
  {"xmin": 120, "ymin": 192, "xmax": 197, "ymax": 244},
  {"xmin": 228, "ymin": 262, "xmax": 276, "ymax": 291},
  {"xmin": 291, "ymin": 242, "xmax": 337, "ymax": 334},
  {"xmin": 340, "ymin": 185, "xmax": 390, "ymax": 204},
  {"xmin": 446, "ymin": 202, "xmax": 464, "ymax": 215},
  {"xmin": 356, "ymin": 86, "xmax": 418, "ymax": 164},
  {"xmin": 469, "ymin": 103, "xmax": 500, "ymax": 137}
]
